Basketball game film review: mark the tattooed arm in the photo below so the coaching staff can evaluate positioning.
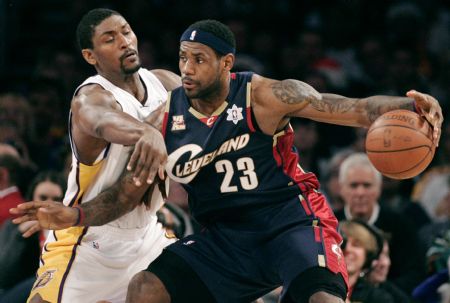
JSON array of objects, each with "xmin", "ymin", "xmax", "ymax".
[
  {"xmin": 79, "ymin": 169, "xmax": 152, "ymax": 226},
  {"xmin": 251, "ymin": 75, "xmax": 442, "ymax": 145},
  {"xmin": 10, "ymin": 169, "xmax": 153, "ymax": 232}
]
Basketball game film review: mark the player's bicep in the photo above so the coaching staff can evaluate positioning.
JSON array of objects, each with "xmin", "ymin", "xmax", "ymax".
[
  {"xmin": 72, "ymin": 89, "xmax": 121, "ymax": 137},
  {"xmin": 251, "ymin": 76, "xmax": 321, "ymax": 134},
  {"xmin": 270, "ymin": 79, "xmax": 321, "ymax": 110}
]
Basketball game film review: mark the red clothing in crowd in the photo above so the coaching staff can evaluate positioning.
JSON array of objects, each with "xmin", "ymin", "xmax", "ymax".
[{"xmin": 0, "ymin": 186, "xmax": 25, "ymax": 226}]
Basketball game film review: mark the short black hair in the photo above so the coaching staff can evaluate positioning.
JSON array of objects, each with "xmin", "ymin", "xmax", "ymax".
[
  {"xmin": 26, "ymin": 171, "xmax": 67, "ymax": 200},
  {"xmin": 76, "ymin": 8, "xmax": 121, "ymax": 50},
  {"xmin": 0, "ymin": 154, "xmax": 22, "ymax": 185},
  {"xmin": 187, "ymin": 19, "xmax": 236, "ymax": 51}
]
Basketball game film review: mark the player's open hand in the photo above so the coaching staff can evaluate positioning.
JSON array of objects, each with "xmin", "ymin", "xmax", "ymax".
[
  {"xmin": 17, "ymin": 221, "xmax": 41, "ymax": 238},
  {"xmin": 10, "ymin": 201, "xmax": 79, "ymax": 232},
  {"xmin": 127, "ymin": 125, "xmax": 167, "ymax": 186},
  {"xmin": 407, "ymin": 90, "xmax": 443, "ymax": 147}
]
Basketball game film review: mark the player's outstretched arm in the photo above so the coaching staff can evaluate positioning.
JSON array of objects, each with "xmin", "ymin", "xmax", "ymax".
[
  {"xmin": 10, "ymin": 169, "xmax": 155, "ymax": 235},
  {"xmin": 251, "ymin": 75, "xmax": 443, "ymax": 146}
]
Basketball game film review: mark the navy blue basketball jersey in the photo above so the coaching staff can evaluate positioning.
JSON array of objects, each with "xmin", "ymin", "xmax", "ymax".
[{"xmin": 163, "ymin": 72, "xmax": 319, "ymax": 223}]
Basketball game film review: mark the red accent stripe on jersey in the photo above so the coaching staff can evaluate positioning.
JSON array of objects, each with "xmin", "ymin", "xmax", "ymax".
[
  {"xmin": 246, "ymin": 107, "xmax": 255, "ymax": 132},
  {"xmin": 161, "ymin": 112, "xmax": 169, "ymax": 138},
  {"xmin": 300, "ymin": 196, "xmax": 312, "ymax": 216},
  {"xmin": 314, "ymin": 225, "xmax": 322, "ymax": 242},
  {"xmin": 273, "ymin": 127, "xmax": 319, "ymax": 191},
  {"xmin": 231, "ymin": 73, "xmax": 236, "ymax": 80}
]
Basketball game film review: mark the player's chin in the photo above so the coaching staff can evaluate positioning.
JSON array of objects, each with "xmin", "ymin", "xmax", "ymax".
[
  {"xmin": 122, "ymin": 62, "xmax": 141, "ymax": 75},
  {"xmin": 183, "ymin": 88, "xmax": 199, "ymax": 99}
]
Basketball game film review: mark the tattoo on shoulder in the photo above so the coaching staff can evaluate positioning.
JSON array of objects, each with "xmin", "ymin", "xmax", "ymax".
[{"xmin": 271, "ymin": 80, "xmax": 320, "ymax": 105}]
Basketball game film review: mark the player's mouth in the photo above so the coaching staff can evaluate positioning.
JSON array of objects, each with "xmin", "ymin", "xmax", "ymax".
[
  {"xmin": 182, "ymin": 78, "xmax": 197, "ymax": 90},
  {"xmin": 121, "ymin": 50, "xmax": 138, "ymax": 62}
]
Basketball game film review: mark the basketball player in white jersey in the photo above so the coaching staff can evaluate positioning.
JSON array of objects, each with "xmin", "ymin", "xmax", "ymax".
[{"xmin": 17, "ymin": 8, "xmax": 180, "ymax": 303}]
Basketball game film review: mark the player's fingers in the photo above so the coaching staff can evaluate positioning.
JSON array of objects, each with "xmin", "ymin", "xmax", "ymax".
[
  {"xmin": 145, "ymin": 157, "xmax": 159, "ymax": 185},
  {"xmin": 434, "ymin": 120, "xmax": 441, "ymax": 147},
  {"xmin": 14, "ymin": 201, "xmax": 42, "ymax": 211},
  {"xmin": 158, "ymin": 156, "xmax": 167, "ymax": 180},
  {"xmin": 134, "ymin": 149, "xmax": 150, "ymax": 186},
  {"xmin": 127, "ymin": 143, "xmax": 142, "ymax": 172},
  {"xmin": 12, "ymin": 214, "xmax": 36, "ymax": 224},
  {"xmin": 22, "ymin": 223, "xmax": 41, "ymax": 238},
  {"xmin": 407, "ymin": 90, "xmax": 430, "ymax": 113},
  {"xmin": 9, "ymin": 207, "xmax": 26, "ymax": 215}
]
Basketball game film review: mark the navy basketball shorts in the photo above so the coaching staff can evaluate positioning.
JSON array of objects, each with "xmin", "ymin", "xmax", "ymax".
[{"xmin": 148, "ymin": 190, "xmax": 348, "ymax": 303}]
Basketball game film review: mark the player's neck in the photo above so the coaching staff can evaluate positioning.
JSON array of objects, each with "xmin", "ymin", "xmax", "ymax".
[{"xmin": 102, "ymin": 72, "xmax": 145, "ymax": 101}]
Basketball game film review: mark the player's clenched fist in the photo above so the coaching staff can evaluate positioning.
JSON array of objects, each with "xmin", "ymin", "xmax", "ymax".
[{"xmin": 127, "ymin": 125, "xmax": 167, "ymax": 187}]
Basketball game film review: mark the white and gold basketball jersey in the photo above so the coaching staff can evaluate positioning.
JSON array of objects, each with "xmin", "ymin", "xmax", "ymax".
[
  {"xmin": 65, "ymin": 68, "xmax": 168, "ymax": 227},
  {"xmin": 30, "ymin": 69, "xmax": 174, "ymax": 303}
]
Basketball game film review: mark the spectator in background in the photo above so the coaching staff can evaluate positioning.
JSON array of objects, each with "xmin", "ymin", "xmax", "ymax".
[
  {"xmin": 0, "ymin": 144, "xmax": 36, "ymax": 301},
  {"xmin": 413, "ymin": 230, "xmax": 450, "ymax": 303},
  {"xmin": 367, "ymin": 238, "xmax": 411, "ymax": 303},
  {"xmin": 339, "ymin": 219, "xmax": 394, "ymax": 303},
  {"xmin": 384, "ymin": 47, "xmax": 429, "ymax": 96},
  {"xmin": 351, "ymin": 36, "xmax": 389, "ymax": 95},
  {"xmin": 413, "ymin": 169, "xmax": 450, "ymax": 224},
  {"xmin": 0, "ymin": 93, "xmax": 35, "ymax": 166},
  {"xmin": 0, "ymin": 143, "xmax": 25, "ymax": 226},
  {"xmin": 418, "ymin": 176, "xmax": 450, "ymax": 256},
  {"xmin": 0, "ymin": 170, "xmax": 66, "ymax": 303},
  {"xmin": 27, "ymin": 77, "xmax": 68, "ymax": 171},
  {"xmin": 291, "ymin": 118, "xmax": 321, "ymax": 177},
  {"xmin": 24, "ymin": 171, "xmax": 67, "ymax": 241},
  {"xmin": 335, "ymin": 152, "xmax": 425, "ymax": 296},
  {"xmin": 320, "ymin": 149, "xmax": 353, "ymax": 212}
]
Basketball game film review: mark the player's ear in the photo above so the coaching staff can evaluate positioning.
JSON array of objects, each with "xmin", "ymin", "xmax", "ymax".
[
  {"xmin": 223, "ymin": 53, "xmax": 234, "ymax": 71},
  {"xmin": 81, "ymin": 49, "xmax": 97, "ymax": 66}
]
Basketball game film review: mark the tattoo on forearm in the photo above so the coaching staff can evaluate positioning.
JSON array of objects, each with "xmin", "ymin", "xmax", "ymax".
[
  {"xmin": 365, "ymin": 97, "xmax": 412, "ymax": 123},
  {"xmin": 311, "ymin": 94, "xmax": 356, "ymax": 114},
  {"xmin": 271, "ymin": 80, "xmax": 320, "ymax": 105},
  {"xmin": 81, "ymin": 170, "xmax": 143, "ymax": 226}
]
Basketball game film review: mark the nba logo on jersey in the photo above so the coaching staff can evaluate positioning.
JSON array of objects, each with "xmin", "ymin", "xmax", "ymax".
[
  {"xmin": 190, "ymin": 30, "xmax": 197, "ymax": 40},
  {"xmin": 172, "ymin": 115, "xmax": 186, "ymax": 131},
  {"xmin": 226, "ymin": 104, "xmax": 243, "ymax": 125}
]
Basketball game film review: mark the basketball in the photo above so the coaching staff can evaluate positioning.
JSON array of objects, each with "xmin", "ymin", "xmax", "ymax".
[{"xmin": 365, "ymin": 109, "xmax": 435, "ymax": 179}]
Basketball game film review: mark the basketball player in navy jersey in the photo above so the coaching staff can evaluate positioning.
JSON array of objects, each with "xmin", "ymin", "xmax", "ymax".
[
  {"xmin": 12, "ymin": 19, "xmax": 442, "ymax": 303},
  {"xmin": 122, "ymin": 20, "xmax": 442, "ymax": 303}
]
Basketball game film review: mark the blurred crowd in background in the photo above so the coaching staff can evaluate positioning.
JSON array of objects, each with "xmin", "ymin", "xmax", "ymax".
[{"xmin": 0, "ymin": 0, "xmax": 450, "ymax": 302}]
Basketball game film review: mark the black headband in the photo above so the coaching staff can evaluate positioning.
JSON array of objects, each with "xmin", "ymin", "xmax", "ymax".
[{"xmin": 180, "ymin": 28, "xmax": 235, "ymax": 55}]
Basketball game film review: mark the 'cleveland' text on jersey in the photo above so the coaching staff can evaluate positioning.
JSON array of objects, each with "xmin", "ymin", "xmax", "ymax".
[{"xmin": 163, "ymin": 72, "xmax": 319, "ymax": 223}]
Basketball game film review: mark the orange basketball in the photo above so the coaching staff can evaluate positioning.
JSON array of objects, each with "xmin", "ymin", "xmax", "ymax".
[{"xmin": 365, "ymin": 109, "xmax": 435, "ymax": 179}]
